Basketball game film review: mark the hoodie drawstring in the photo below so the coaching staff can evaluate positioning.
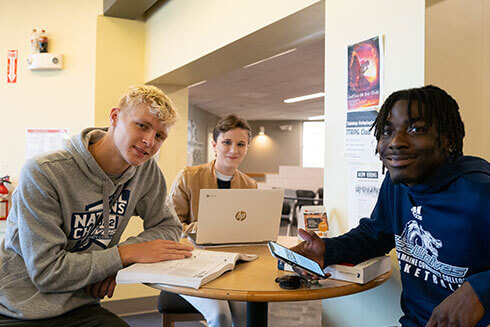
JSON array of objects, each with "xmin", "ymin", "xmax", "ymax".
[
  {"xmin": 103, "ymin": 182, "xmax": 125, "ymax": 239},
  {"xmin": 102, "ymin": 183, "xmax": 110, "ymax": 239}
]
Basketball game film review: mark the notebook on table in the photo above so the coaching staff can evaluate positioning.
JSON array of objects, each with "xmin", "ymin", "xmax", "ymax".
[{"xmin": 188, "ymin": 189, "xmax": 284, "ymax": 246}]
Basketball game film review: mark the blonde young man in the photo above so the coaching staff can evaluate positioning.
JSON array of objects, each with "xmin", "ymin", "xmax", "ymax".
[{"xmin": 0, "ymin": 85, "xmax": 193, "ymax": 326}]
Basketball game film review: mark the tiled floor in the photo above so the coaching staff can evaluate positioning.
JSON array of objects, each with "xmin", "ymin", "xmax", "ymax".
[
  {"xmin": 122, "ymin": 312, "xmax": 204, "ymax": 327},
  {"xmin": 122, "ymin": 300, "xmax": 322, "ymax": 327}
]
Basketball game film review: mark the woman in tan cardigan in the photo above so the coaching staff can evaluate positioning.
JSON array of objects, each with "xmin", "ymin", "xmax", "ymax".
[{"xmin": 169, "ymin": 114, "xmax": 256, "ymax": 327}]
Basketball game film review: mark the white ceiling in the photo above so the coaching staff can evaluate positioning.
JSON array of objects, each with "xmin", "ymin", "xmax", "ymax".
[
  {"xmin": 103, "ymin": 0, "xmax": 325, "ymax": 121},
  {"xmin": 189, "ymin": 38, "xmax": 325, "ymax": 121}
]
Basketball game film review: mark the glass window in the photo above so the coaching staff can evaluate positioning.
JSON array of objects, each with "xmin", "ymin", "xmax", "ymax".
[{"xmin": 302, "ymin": 121, "xmax": 324, "ymax": 168}]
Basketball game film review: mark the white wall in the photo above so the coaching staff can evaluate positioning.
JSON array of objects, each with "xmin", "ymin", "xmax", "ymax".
[
  {"xmin": 262, "ymin": 166, "xmax": 323, "ymax": 191},
  {"xmin": 241, "ymin": 120, "xmax": 303, "ymax": 174},
  {"xmin": 0, "ymin": 0, "xmax": 101, "ymax": 180},
  {"xmin": 145, "ymin": 0, "xmax": 320, "ymax": 82},
  {"xmin": 324, "ymin": 1, "xmax": 425, "ymax": 236},
  {"xmin": 322, "ymin": 0, "xmax": 425, "ymax": 325}
]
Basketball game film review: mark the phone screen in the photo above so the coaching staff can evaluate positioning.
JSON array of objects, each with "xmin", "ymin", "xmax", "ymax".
[{"xmin": 268, "ymin": 241, "xmax": 326, "ymax": 278}]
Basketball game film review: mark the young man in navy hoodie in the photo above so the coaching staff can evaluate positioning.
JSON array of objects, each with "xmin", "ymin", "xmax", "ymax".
[
  {"xmin": 0, "ymin": 85, "xmax": 193, "ymax": 325},
  {"xmin": 293, "ymin": 85, "xmax": 489, "ymax": 327}
]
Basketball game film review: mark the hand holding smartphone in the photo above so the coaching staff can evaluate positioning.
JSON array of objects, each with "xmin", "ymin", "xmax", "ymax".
[{"xmin": 267, "ymin": 241, "xmax": 327, "ymax": 279}]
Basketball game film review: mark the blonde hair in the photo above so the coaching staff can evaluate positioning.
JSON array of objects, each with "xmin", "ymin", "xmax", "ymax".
[{"xmin": 118, "ymin": 85, "xmax": 177, "ymax": 125}]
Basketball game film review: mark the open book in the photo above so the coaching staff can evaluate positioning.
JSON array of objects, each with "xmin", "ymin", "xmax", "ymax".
[{"xmin": 116, "ymin": 249, "xmax": 257, "ymax": 289}]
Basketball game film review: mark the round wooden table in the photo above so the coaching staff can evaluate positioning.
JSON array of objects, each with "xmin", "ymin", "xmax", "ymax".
[{"xmin": 149, "ymin": 238, "xmax": 391, "ymax": 327}]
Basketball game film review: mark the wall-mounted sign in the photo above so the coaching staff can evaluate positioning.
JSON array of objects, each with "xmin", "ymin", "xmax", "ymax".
[
  {"xmin": 344, "ymin": 109, "xmax": 379, "ymax": 162},
  {"xmin": 347, "ymin": 36, "xmax": 383, "ymax": 111},
  {"xmin": 344, "ymin": 35, "xmax": 384, "ymax": 163},
  {"xmin": 348, "ymin": 162, "xmax": 383, "ymax": 229},
  {"xmin": 25, "ymin": 128, "xmax": 69, "ymax": 160},
  {"xmin": 7, "ymin": 50, "xmax": 18, "ymax": 83}
]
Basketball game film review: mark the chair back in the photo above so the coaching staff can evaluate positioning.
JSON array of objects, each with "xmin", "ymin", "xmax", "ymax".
[
  {"xmin": 158, "ymin": 291, "xmax": 204, "ymax": 327},
  {"xmin": 282, "ymin": 202, "xmax": 291, "ymax": 215},
  {"xmin": 316, "ymin": 187, "xmax": 323, "ymax": 205},
  {"xmin": 295, "ymin": 189, "xmax": 316, "ymax": 208},
  {"xmin": 317, "ymin": 188, "xmax": 323, "ymax": 199}
]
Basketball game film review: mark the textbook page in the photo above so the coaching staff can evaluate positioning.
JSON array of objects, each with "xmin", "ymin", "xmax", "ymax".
[{"xmin": 116, "ymin": 249, "xmax": 257, "ymax": 289}]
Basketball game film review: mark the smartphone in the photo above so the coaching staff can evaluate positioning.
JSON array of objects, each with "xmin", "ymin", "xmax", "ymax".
[{"xmin": 267, "ymin": 241, "xmax": 326, "ymax": 278}]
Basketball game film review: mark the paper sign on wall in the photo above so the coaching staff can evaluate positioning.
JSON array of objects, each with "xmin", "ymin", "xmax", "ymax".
[
  {"xmin": 348, "ymin": 162, "xmax": 384, "ymax": 229},
  {"xmin": 344, "ymin": 109, "xmax": 379, "ymax": 162},
  {"xmin": 26, "ymin": 129, "xmax": 69, "ymax": 160}
]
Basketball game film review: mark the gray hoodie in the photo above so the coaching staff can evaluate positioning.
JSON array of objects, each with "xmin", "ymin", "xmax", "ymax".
[{"xmin": 0, "ymin": 128, "xmax": 182, "ymax": 319}]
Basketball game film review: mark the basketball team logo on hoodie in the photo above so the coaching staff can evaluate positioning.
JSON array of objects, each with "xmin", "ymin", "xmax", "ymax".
[
  {"xmin": 410, "ymin": 205, "xmax": 422, "ymax": 220},
  {"xmin": 395, "ymin": 219, "xmax": 468, "ymax": 292},
  {"xmin": 68, "ymin": 190, "xmax": 130, "ymax": 251}
]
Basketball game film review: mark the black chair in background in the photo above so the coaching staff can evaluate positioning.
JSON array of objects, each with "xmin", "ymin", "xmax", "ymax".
[
  {"xmin": 281, "ymin": 202, "xmax": 292, "ymax": 220},
  {"xmin": 295, "ymin": 189, "xmax": 316, "ymax": 210},
  {"xmin": 293, "ymin": 189, "xmax": 316, "ymax": 230},
  {"xmin": 158, "ymin": 291, "xmax": 204, "ymax": 327},
  {"xmin": 316, "ymin": 187, "xmax": 323, "ymax": 205},
  {"xmin": 278, "ymin": 188, "xmax": 297, "ymax": 236},
  {"xmin": 281, "ymin": 201, "xmax": 295, "ymax": 236}
]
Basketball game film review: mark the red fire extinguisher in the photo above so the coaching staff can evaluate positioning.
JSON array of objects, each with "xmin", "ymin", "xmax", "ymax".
[{"xmin": 0, "ymin": 176, "xmax": 11, "ymax": 220}]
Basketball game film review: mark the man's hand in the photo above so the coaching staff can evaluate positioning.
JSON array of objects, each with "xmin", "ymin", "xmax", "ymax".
[
  {"xmin": 118, "ymin": 239, "xmax": 194, "ymax": 267},
  {"xmin": 290, "ymin": 228, "xmax": 326, "ymax": 278},
  {"xmin": 426, "ymin": 282, "xmax": 485, "ymax": 327},
  {"xmin": 85, "ymin": 275, "xmax": 116, "ymax": 299}
]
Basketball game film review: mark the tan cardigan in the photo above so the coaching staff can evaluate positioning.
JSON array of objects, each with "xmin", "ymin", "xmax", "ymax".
[{"xmin": 170, "ymin": 160, "xmax": 257, "ymax": 229}]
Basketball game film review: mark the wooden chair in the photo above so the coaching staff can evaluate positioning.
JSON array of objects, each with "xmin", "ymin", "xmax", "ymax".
[{"xmin": 158, "ymin": 291, "xmax": 204, "ymax": 327}]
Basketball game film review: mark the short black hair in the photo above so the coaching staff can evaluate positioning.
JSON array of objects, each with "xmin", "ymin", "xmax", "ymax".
[
  {"xmin": 213, "ymin": 114, "xmax": 252, "ymax": 142},
  {"xmin": 372, "ymin": 85, "xmax": 465, "ymax": 159}
]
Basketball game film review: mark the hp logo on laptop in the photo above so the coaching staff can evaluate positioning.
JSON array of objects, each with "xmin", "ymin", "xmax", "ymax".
[{"xmin": 235, "ymin": 211, "xmax": 247, "ymax": 221}]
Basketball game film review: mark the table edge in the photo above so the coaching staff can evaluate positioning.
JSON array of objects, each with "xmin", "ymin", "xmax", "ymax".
[{"xmin": 148, "ymin": 270, "xmax": 392, "ymax": 302}]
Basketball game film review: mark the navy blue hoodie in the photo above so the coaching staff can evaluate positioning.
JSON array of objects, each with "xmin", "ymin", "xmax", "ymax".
[{"xmin": 323, "ymin": 156, "xmax": 490, "ymax": 326}]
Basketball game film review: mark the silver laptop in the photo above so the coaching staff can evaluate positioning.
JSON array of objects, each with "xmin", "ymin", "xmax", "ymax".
[{"xmin": 192, "ymin": 189, "xmax": 284, "ymax": 246}]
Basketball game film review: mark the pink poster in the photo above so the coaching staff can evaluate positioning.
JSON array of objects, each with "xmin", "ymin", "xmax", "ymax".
[{"xmin": 347, "ymin": 36, "xmax": 383, "ymax": 110}]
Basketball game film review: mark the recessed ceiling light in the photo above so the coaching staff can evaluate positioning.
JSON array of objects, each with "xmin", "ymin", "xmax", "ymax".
[
  {"xmin": 308, "ymin": 115, "xmax": 325, "ymax": 120},
  {"xmin": 188, "ymin": 80, "xmax": 207, "ymax": 88},
  {"xmin": 284, "ymin": 92, "xmax": 324, "ymax": 103},
  {"xmin": 243, "ymin": 48, "xmax": 297, "ymax": 69}
]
